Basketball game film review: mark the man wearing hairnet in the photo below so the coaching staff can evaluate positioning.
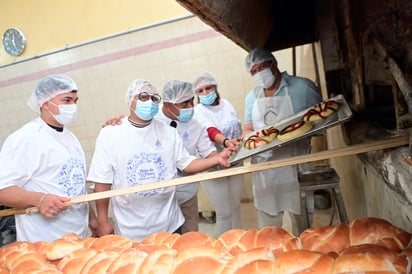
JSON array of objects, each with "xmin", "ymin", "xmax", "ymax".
[
  {"xmin": 243, "ymin": 48, "xmax": 322, "ymax": 235},
  {"xmin": 0, "ymin": 74, "xmax": 97, "ymax": 242},
  {"xmin": 158, "ymin": 80, "xmax": 218, "ymax": 233},
  {"xmin": 87, "ymin": 79, "xmax": 234, "ymax": 241}
]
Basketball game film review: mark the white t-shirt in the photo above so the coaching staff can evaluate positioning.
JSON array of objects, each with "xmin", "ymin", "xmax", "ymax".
[
  {"xmin": 87, "ymin": 118, "xmax": 196, "ymax": 241},
  {"xmin": 0, "ymin": 118, "xmax": 88, "ymax": 242},
  {"xmin": 155, "ymin": 111, "xmax": 215, "ymax": 204},
  {"xmin": 195, "ymin": 99, "xmax": 242, "ymax": 152}
]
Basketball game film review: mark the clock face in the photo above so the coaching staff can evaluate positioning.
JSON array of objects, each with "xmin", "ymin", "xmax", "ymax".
[{"xmin": 2, "ymin": 28, "xmax": 27, "ymax": 56}]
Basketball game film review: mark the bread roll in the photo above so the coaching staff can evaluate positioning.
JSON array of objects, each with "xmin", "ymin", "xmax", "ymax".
[
  {"xmin": 273, "ymin": 249, "xmax": 335, "ymax": 274},
  {"xmin": 300, "ymin": 223, "xmax": 350, "ymax": 256},
  {"xmin": 349, "ymin": 217, "xmax": 412, "ymax": 252},
  {"xmin": 106, "ymin": 248, "xmax": 148, "ymax": 273},
  {"xmin": 221, "ymin": 247, "xmax": 276, "ymax": 274},
  {"xmin": 46, "ymin": 238, "xmax": 84, "ymax": 260},
  {"xmin": 8, "ymin": 260, "xmax": 56, "ymax": 274},
  {"xmin": 84, "ymin": 250, "xmax": 121, "ymax": 274},
  {"xmin": 140, "ymin": 231, "xmax": 181, "ymax": 248},
  {"xmin": 137, "ymin": 248, "xmax": 176, "ymax": 274},
  {"xmin": 90, "ymin": 234, "xmax": 134, "ymax": 251},
  {"xmin": 332, "ymin": 244, "xmax": 408, "ymax": 273},
  {"xmin": 171, "ymin": 231, "xmax": 222, "ymax": 251},
  {"xmin": 0, "ymin": 241, "xmax": 37, "ymax": 268},
  {"xmin": 59, "ymin": 248, "xmax": 98, "ymax": 274},
  {"xmin": 255, "ymin": 226, "xmax": 300, "ymax": 256},
  {"xmin": 218, "ymin": 226, "xmax": 299, "ymax": 256},
  {"xmin": 173, "ymin": 246, "xmax": 229, "ymax": 274},
  {"xmin": 73, "ymin": 250, "xmax": 119, "ymax": 274}
]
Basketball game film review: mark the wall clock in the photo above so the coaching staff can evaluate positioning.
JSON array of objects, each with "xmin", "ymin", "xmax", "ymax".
[{"xmin": 2, "ymin": 28, "xmax": 27, "ymax": 56}]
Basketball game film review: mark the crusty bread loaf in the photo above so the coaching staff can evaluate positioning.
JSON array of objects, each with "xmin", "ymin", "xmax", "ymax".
[
  {"xmin": 349, "ymin": 217, "xmax": 412, "ymax": 252},
  {"xmin": 300, "ymin": 223, "xmax": 350, "ymax": 256},
  {"xmin": 90, "ymin": 234, "xmax": 135, "ymax": 251},
  {"xmin": 106, "ymin": 248, "xmax": 148, "ymax": 273},
  {"xmin": 171, "ymin": 231, "xmax": 223, "ymax": 251},
  {"xmin": 140, "ymin": 231, "xmax": 181, "ymax": 248},
  {"xmin": 82, "ymin": 250, "xmax": 120, "ymax": 274},
  {"xmin": 273, "ymin": 249, "xmax": 335, "ymax": 274},
  {"xmin": 173, "ymin": 246, "xmax": 229, "ymax": 274},
  {"xmin": 46, "ymin": 238, "xmax": 84, "ymax": 260},
  {"xmin": 136, "ymin": 248, "xmax": 176, "ymax": 274},
  {"xmin": 218, "ymin": 226, "xmax": 299, "ymax": 256},
  {"xmin": 0, "ymin": 217, "xmax": 410, "ymax": 274},
  {"xmin": 221, "ymin": 247, "xmax": 276, "ymax": 274},
  {"xmin": 331, "ymin": 243, "xmax": 408, "ymax": 273},
  {"xmin": 56, "ymin": 247, "xmax": 97, "ymax": 271}
]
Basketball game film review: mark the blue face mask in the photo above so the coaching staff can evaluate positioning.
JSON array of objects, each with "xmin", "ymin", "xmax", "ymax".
[
  {"xmin": 177, "ymin": 107, "xmax": 194, "ymax": 123},
  {"xmin": 134, "ymin": 100, "xmax": 159, "ymax": 120},
  {"xmin": 198, "ymin": 91, "xmax": 217, "ymax": 106}
]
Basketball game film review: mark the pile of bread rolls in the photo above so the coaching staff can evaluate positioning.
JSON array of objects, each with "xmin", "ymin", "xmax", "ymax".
[{"xmin": 0, "ymin": 217, "xmax": 411, "ymax": 273}]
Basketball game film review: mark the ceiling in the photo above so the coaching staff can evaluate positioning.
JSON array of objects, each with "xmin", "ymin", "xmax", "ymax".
[{"xmin": 175, "ymin": 0, "xmax": 318, "ymax": 52}]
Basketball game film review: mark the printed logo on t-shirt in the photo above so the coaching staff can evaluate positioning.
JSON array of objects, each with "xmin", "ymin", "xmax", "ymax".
[
  {"xmin": 126, "ymin": 152, "xmax": 167, "ymax": 197},
  {"xmin": 182, "ymin": 131, "xmax": 189, "ymax": 142},
  {"xmin": 58, "ymin": 158, "xmax": 86, "ymax": 197}
]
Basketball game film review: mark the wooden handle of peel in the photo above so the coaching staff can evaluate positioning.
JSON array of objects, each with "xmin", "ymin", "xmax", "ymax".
[
  {"xmin": 0, "ymin": 134, "xmax": 408, "ymax": 217},
  {"xmin": 0, "ymin": 207, "xmax": 39, "ymax": 217}
]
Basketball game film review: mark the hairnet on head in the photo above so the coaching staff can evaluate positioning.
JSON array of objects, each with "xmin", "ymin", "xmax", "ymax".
[
  {"xmin": 162, "ymin": 80, "xmax": 194, "ymax": 104},
  {"xmin": 27, "ymin": 74, "xmax": 78, "ymax": 112},
  {"xmin": 192, "ymin": 72, "xmax": 218, "ymax": 93},
  {"xmin": 245, "ymin": 48, "xmax": 276, "ymax": 72},
  {"xmin": 125, "ymin": 79, "xmax": 157, "ymax": 107}
]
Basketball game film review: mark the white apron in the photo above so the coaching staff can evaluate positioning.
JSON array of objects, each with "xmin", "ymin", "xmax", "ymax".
[{"xmin": 251, "ymin": 88, "xmax": 301, "ymax": 215}]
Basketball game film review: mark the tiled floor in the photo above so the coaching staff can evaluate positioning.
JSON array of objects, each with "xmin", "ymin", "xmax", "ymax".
[{"xmin": 199, "ymin": 200, "xmax": 341, "ymax": 238}]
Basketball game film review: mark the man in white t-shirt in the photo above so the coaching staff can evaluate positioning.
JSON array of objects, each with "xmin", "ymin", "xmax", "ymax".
[
  {"xmin": 87, "ymin": 79, "xmax": 234, "ymax": 241},
  {"xmin": 0, "ymin": 74, "xmax": 97, "ymax": 242}
]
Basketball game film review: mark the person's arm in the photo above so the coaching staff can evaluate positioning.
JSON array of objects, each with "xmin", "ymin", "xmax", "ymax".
[
  {"xmin": 182, "ymin": 147, "xmax": 235, "ymax": 174},
  {"xmin": 0, "ymin": 186, "xmax": 70, "ymax": 219},
  {"xmin": 101, "ymin": 114, "xmax": 125, "ymax": 128},
  {"xmin": 207, "ymin": 127, "xmax": 239, "ymax": 148},
  {"xmin": 88, "ymin": 202, "xmax": 98, "ymax": 237},
  {"xmin": 93, "ymin": 182, "xmax": 114, "ymax": 236}
]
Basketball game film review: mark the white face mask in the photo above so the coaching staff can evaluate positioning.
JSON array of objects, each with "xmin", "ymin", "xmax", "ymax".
[
  {"xmin": 252, "ymin": 67, "xmax": 276, "ymax": 88},
  {"xmin": 49, "ymin": 103, "xmax": 78, "ymax": 125}
]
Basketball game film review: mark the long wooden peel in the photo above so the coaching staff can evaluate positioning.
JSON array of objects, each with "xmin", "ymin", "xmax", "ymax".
[{"xmin": 0, "ymin": 134, "xmax": 408, "ymax": 217}]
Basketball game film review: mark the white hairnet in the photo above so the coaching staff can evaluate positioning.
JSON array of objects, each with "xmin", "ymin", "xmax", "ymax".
[
  {"xmin": 125, "ymin": 79, "xmax": 157, "ymax": 107},
  {"xmin": 192, "ymin": 72, "xmax": 218, "ymax": 93},
  {"xmin": 245, "ymin": 48, "xmax": 276, "ymax": 72},
  {"xmin": 27, "ymin": 74, "xmax": 78, "ymax": 112},
  {"xmin": 162, "ymin": 80, "xmax": 194, "ymax": 104}
]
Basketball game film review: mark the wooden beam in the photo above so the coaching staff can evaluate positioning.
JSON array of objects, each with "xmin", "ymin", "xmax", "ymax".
[{"xmin": 0, "ymin": 134, "xmax": 408, "ymax": 217}]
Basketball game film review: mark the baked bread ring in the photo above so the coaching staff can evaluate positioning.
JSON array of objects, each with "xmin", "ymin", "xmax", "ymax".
[
  {"xmin": 277, "ymin": 121, "xmax": 313, "ymax": 141},
  {"xmin": 244, "ymin": 127, "xmax": 279, "ymax": 149},
  {"xmin": 303, "ymin": 100, "xmax": 340, "ymax": 122}
]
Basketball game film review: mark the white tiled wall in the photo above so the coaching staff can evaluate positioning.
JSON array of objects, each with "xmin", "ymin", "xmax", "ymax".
[{"xmin": 0, "ymin": 16, "xmax": 319, "ymax": 201}]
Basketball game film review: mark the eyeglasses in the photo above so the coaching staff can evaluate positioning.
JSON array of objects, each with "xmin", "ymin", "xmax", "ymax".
[{"xmin": 137, "ymin": 92, "xmax": 162, "ymax": 104}]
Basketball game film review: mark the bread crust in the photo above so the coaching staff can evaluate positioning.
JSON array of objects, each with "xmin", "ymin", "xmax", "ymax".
[
  {"xmin": 278, "ymin": 120, "xmax": 313, "ymax": 141},
  {"xmin": 244, "ymin": 127, "xmax": 279, "ymax": 149}
]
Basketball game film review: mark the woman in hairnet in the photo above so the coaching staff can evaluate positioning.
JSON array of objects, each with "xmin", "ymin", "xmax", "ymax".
[
  {"xmin": 243, "ymin": 48, "xmax": 322, "ymax": 235},
  {"xmin": 87, "ymin": 79, "xmax": 234, "ymax": 241},
  {"xmin": 192, "ymin": 71, "xmax": 243, "ymax": 236},
  {"xmin": 0, "ymin": 74, "xmax": 97, "ymax": 242}
]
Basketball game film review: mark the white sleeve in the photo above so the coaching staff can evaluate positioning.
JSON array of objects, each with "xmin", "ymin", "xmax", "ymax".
[
  {"xmin": 0, "ymin": 133, "xmax": 35, "ymax": 189},
  {"xmin": 87, "ymin": 129, "xmax": 114, "ymax": 184}
]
